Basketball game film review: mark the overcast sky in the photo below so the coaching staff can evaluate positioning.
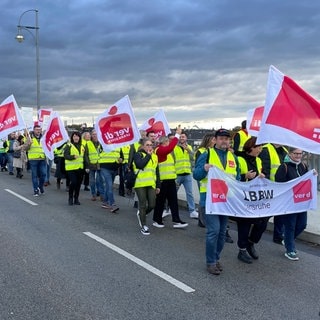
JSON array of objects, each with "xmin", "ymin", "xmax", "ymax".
[{"xmin": 1, "ymin": 0, "xmax": 320, "ymax": 129}]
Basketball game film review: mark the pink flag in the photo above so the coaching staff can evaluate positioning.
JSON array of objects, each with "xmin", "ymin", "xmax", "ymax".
[
  {"xmin": 95, "ymin": 95, "xmax": 140, "ymax": 152},
  {"xmin": 0, "ymin": 95, "xmax": 25, "ymax": 139},
  {"xmin": 139, "ymin": 109, "xmax": 171, "ymax": 140},
  {"xmin": 246, "ymin": 106, "xmax": 264, "ymax": 137},
  {"xmin": 256, "ymin": 65, "xmax": 320, "ymax": 154},
  {"xmin": 40, "ymin": 111, "xmax": 69, "ymax": 160}
]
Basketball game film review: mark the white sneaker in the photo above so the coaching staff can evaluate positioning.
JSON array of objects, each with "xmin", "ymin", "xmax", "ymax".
[
  {"xmin": 162, "ymin": 209, "xmax": 171, "ymax": 218},
  {"xmin": 173, "ymin": 221, "xmax": 188, "ymax": 229},
  {"xmin": 190, "ymin": 210, "xmax": 199, "ymax": 219},
  {"xmin": 152, "ymin": 222, "xmax": 165, "ymax": 228},
  {"xmin": 141, "ymin": 225, "xmax": 150, "ymax": 236}
]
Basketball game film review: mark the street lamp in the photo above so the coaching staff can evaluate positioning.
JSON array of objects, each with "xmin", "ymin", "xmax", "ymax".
[{"xmin": 15, "ymin": 9, "xmax": 40, "ymax": 113}]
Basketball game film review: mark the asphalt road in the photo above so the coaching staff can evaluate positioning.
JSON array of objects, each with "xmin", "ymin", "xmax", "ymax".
[{"xmin": 0, "ymin": 171, "xmax": 319, "ymax": 320}]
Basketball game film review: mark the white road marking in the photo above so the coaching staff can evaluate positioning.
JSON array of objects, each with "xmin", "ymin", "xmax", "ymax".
[
  {"xmin": 84, "ymin": 231, "xmax": 195, "ymax": 293},
  {"xmin": 5, "ymin": 189, "xmax": 38, "ymax": 206}
]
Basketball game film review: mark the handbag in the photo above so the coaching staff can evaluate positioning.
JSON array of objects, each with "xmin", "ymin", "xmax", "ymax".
[
  {"xmin": 13, "ymin": 150, "xmax": 21, "ymax": 158},
  {"xmin": 125, "ymin": 169, "xmax": 140, "ymax": 189}
]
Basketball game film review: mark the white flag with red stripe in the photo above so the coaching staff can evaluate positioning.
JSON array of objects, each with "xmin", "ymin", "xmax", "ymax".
[
  {"xmin": 256, "ymin": 65, "xmax": 320, "ymax": 153},
  {"xmin": 0, "ymin": 95, "xmax": 26, "ymax": 140},
  {"xmin": 40, "ymin": 111, "xmax": 69, "ymax": 160},
  {"xmin": 139, "ymin": 109, "xmax": 171, "ymax": 140},
  {"xmin": 95, "ymin": 95, "xmax": 140, "ymax": 152},
  {"xmin": 246, "ymin": 106, "xmax": 264, "ymax": 137}
]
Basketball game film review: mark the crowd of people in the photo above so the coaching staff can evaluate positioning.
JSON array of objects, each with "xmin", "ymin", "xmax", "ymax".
[{"xmin": 0, "ymin": 120, "xmax": 313, "ymax": 275}]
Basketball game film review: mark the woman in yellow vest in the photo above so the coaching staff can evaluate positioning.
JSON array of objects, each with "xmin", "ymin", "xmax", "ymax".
[
  {"xmin": 64, "ymin": 132, "xmax": 85, "ymax": 205},
  {"xmin": 133, "ymin": 138, "xmax": 160, "ymax": 235},
  {"xmin": 236, "ymin": 137, "xmax": 268, "ymax": 264}
]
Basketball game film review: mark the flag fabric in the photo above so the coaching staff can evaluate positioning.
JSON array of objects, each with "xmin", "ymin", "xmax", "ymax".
[
  {"xmin": 246, "ymin": 106, "xmax": 264, "ymax": 137},
  {"xmin": 0, "ymin": 95, "xmax": 26, "ymax": 140},
  {"xmin": 40, "ymin": 111, "xmax": 69, "ymax": 160},
  {"xmin": 139, "ymin": 109, "xmax": 171, "ymax": 140},
  {"xmin": 206, "ymin": 166, "xmax": 317, "ymax": 218},
  {"xmin": 256, "ymin": 65, "xmax": 320, "ymax": 154},
  {"xmin": 95, "ymin": 95, "xmax": 140, "ymax": 152},
  {"xmin": 38, "ymin": 109, "xmax": 52, "ymax": 123}
]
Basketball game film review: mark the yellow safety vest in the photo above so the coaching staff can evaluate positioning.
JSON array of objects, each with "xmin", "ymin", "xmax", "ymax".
[
  {"xmin": 134, "ymin": 153, "xmax": 158, "ymax": 188},
  {"xmin": 200, "ymin": 148, "xmax": 237, "ymax": 192},
  {"xmin": 156, "ymin": 148, "xmax": 177, "ymax": 180},
  {"xmin": 263, "ymin": 144, "xmax": 288, "ymax": 181},
  {"xmin": 121, "ymin": 145, "xmax": 131, "ymax": 164},
  {"xmin": 237, "ymin": 156, "xmax": 262, "ymax": 181},
  {"xmin": 65, "ymin": 143, "xmax": 84, "ymax": 170},
  {"xmin": 86, "ymin": 140, "xmax": 100, "ymax": 164},
  {"xmin": 173, "ymin": 145, "xmax": 192, "ymax": 174},
  {"xmin": 98, "ymin": 149, "xmax": 120, "ymax": 164},
  {"xmin": 28, "ymin": 137, "xmax": 46, "ymax": 160},
  {"xmin": 235, "ymin": 129, "xmax": 251, "ymax": 152}
]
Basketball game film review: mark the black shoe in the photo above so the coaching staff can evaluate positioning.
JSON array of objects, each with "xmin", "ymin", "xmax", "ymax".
[
  {"xmin": 84, "ymin": 186, "xmax": 90, "ymax": 191},
  {"xmin": 74, "ymin": 198, "xmax": 80, "ymax": 205},
  {"xmin": 247, "ymin": 243, "xmax": 259, "ymax": 260},
  {"xmin": 133, "ymin": 201, "xmax": 138, "ymax": 209},
  {"xmin": 68, "ymin": 198, "xmax": 73, "ymax": 205},
  {"xmin": 9, "ymin": 172, "xmax": 14, "ymax": 175},
  {"xmin": 198, "ymin": 220, "xmax": 206, "ymax": 228},
  {"xmin": 238, "ymin": 250, "xmax": 253, "ymax": 264},
  {"xmin": 273, "ymin": 238, "xmax": 283, "ymax": 245},
  {"xmin": 225, "ymin": 230, "xmax": 234, "ymax": 243}
]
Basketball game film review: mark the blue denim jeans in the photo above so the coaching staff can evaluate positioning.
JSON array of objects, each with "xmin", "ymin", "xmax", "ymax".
[
  {"xmin": 7, "ymin": 152, "xmax": 14, "ymax": 173},
  {"xmin": 46, "ymin": 159, "xmax": 53, "ymax": 182},
  {"xmin": 205, "ymin": 214, "xmax": 228, "ymax": 265},
  {"xmin": 29, "ymin": 159, "xmax": 47, "ymax": 192},
  {"xmin": 100, "ymin": 168, "xmax": 117, "ymax": 205},
  {"xmin": 89, "ymin": 169, "xmax": 105, "ymax": 197},
  {"xmin": 283, "ymin": 212, "xmax": 307, "ymax": 252},
  {"xmin": 176, "ymin": 174, "xmax": 195, "ymax": 213}
]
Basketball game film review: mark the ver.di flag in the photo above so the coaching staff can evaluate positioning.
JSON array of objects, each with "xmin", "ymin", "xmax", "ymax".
[
  {"xmin": 0, "ymin": 95, "xmax": 26, "ymax": 140},
  {"xmin": 139, "ymin": 109, "xmax": 171, "ymax": 140},
  {"xmin": 206, "ymin": 166, "xmax": 317, "ymax": 218},
  {"xmin": 256, "ymin": 65, "xmax": 320, "ymax": 154},
  {"xmin": 95, "ymin": 95, "xmax": 140, "ymax": 152},
  {"xmin": 40, "ymin": 111, "xmax": 69, "ymax": 160},
  {"xmin": 247, "ymin": 106, "xmax": 264, "ymax": 137}
]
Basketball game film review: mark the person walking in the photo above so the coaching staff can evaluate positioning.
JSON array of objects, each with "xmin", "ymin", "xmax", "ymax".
[
  {"xmin": 64, "ymin": 132, "xmax": 85, "ymax": 205},
  {"xmin": 25, "ymin": 125, "xmax": 47, "ymax": 196},
  {"xmin": 174, "ymin": 132, "xmax": 198, "ymax": 219},
  {"xmin": 99, "ymin": 148, "xmax": 123, "ymax": 213},
  {"xmin": 260, "ymin": 143, "xmax": 288, "ymax": 244},
  {"xmin": 13, "ymin": 134, "xmax": 28, "ymax": 178},
  {"xmin": 84, "ymin": 130, "xmax": 104, "ymax": 201},
  {"xmin": 275, "ymin": 147, "xmax": 315, "ymax": 261},
  {"xmin": 193, "ymin": 128, "xmax": 240, "ymax": 275},
  {"xmin": 233, "ymin": 120, "xmax": 251, "ymax": 156},
  {"xmin": 134, "ymin": 138, "xmax": 160, "ymax": 235},
  {"xmin": 235, "ymin": 137, "xmax": 268, "ymax": 264},
  {"xmin": 153, "ymin": 126, "xmax": 188, "ymax": 229}
]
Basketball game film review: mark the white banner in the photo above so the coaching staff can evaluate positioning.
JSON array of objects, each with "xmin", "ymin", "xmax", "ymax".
[{"xmin": 206, "ymin": 166, "xmax": 317, "ymax": 217}]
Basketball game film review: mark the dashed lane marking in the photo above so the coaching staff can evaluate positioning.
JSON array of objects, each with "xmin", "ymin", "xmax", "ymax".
[{"xmin": 5, "ymin": 189, "xmax": 38, "ymax": 206}]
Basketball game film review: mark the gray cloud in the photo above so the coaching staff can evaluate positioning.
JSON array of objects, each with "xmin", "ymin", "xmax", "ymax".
[{"xmin": 1, "ymin": 0, "xmax": 320, "ymax": 128}]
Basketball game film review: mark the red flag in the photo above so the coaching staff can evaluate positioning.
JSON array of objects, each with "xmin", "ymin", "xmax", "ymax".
[
  {"xmin": 0, "ymin": 95, "xmax": 25, "ymax": 139},
  {"xmin": 40, "ymin": 111, "xmax": 69, "ymax": 160},
  {"xmin": 256, "ymin": 65, "xmax": 320, "ymax": 154}
]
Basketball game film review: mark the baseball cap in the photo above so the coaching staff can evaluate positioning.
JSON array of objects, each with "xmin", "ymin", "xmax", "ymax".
[{"xmin": 215, "ymin": 128, "xmax": 231, "ymax": 138}]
